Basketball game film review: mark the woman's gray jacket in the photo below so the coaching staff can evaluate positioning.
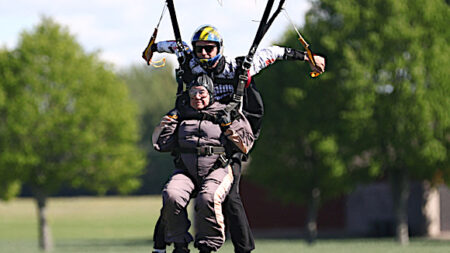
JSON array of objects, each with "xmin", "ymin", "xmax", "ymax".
[{"xmin": 153, "ymin": 102, "xmax": 254, "ymax": 178}]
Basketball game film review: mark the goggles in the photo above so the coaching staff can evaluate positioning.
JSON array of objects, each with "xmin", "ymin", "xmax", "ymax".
[
  {"xmin": 194, "ymin": 45, "xmax": 216, "ymax": 54},
  {"xmin": 189, "ymin": 88, "xmax": 209, "ymax": 98}
]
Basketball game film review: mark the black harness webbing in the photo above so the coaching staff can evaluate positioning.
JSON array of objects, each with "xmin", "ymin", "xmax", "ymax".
[
  {"xmin": 224, "ymin": 0, "xmax": 285, "ymax": 117},
  {"xmin": 166, "ymin": 0, "xmax": 193, "ymax": 95},
  {"xmin": 166, "ymin": 0, "xmax": 184, "ymax": 59},
  {"xmin": 177, "ymin": 146, "xmax": 229, "ymax": 169},
  {"xmin": 178, "ymin": 146, "xmax": 226, "ymax": 156}
]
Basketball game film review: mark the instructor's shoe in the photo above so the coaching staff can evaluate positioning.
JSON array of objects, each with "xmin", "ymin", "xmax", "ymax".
[
  {"xmin": 173, "ymin": 242, "xmax": 190, "ymax": 253},
  {"xmin": 197, "ymin": 245, "xmax": 212, "ymax": 253}
]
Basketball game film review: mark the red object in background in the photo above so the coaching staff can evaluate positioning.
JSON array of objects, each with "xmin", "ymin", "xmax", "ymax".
[{"xmin": 240, "ymin": 177, "xmax": 346, "ymax": 230}]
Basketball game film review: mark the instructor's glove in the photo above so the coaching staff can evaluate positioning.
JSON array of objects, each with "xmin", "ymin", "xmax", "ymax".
[
  {"xmin": 283, "ymin": 48, "xmax": 306, "ymax": 61},
  {"xmin": 217, "ymin": 111, "xmax": 231, "ymax": 131},
  {"xmin": 159, "ymin": 108, "xmax": 179, "ymax": 127},
  {"xmin": 166, "ymin": 108, "xmax": 180, "ymax": 120}
]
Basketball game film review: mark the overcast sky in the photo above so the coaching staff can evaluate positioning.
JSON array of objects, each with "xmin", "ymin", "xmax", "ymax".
[{"xmin": 1, "ymin": 0, "xmax": 310, "ymax": 69}]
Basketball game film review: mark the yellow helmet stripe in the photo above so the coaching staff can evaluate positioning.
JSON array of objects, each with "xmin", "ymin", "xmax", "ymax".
[
  {"xmin": 199, "ymin": 26, "xmax": 219, "ymax": 41},
  {"xmin": 199, "ymin": 26, "xmax": 213, "ymax": 40}
]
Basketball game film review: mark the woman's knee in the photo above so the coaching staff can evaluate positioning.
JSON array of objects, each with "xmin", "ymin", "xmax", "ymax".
[
  {"xmin": 196, "ymin": 191, "xmax": 215, "ymax": 210},
  {"xmin": 163, "ymin": 187, "xmax": 189, "ymax": 212}
]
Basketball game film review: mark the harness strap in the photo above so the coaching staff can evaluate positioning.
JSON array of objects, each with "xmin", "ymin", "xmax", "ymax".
[
  {"xmin": 166, "ymin": 0, "xmax": 195, "ymax": 95},
  {"xmin": 213, "ymin": 77, "xmax": 234, "ymax": 85},
  {"xmin": 178, "ymin": 146, "xmax": 230, "ymax": 172},
  {"xmin": 213, "ymin": 154, "xmax": 230, "ymax": 170},
  {"xmin": 200, "ymin": 113, "xmax": 218, "ymax": 123},
  {"xmin": 231, "ymin": 0, "xmax": 285, "ymax": 109},
  {"xmin": 166, "ymin": 0, "xmax": 183, "ymax": 56},
  {"xmin": 178, "ymin": 146, "xmax": 226, "ymax": 156}
]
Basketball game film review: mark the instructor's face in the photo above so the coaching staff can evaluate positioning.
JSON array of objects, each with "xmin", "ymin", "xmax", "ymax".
[
  {"xmin": 194, "ymin": 41, "xmax": 218, "ymax": 60},
  {"xmin": 189, "ymin": 86, "xmax": 210, "ymax": 110}
]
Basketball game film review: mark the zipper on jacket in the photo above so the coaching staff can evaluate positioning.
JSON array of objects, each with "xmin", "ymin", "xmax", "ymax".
[{"xmin": 195, "ymin": 118, "xmax": 203, "ymax": 176}]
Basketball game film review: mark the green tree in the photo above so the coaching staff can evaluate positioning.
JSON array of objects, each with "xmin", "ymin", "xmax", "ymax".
[
  {"xmin": 248, "ymin": 47, "xmax": 354, "ymax": 242},
  {"xmin": 119, "ymin": 63, "xmax": 177, "ymax": 194},
  {"xmin": 309, "ymin": 0, "xmax": 449, "ymax": 244},
  {"xmin": 250, "ymin": 0, "xmax": 449, "ymax": 244},
  {"xmin": 0, "ymin": 17, "xmax": 145, "ymax": 251}
]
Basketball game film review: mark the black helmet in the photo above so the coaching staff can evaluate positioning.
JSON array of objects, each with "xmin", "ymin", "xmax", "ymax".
[{"xmin": 188, "ymin": 74, "xmax": 215, "ymax": 103}]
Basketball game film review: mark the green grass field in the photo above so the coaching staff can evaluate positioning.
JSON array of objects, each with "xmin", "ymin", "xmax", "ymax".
[{"xmin": 1, "ymin": 196, "xmax": 449, "ymax": 253}]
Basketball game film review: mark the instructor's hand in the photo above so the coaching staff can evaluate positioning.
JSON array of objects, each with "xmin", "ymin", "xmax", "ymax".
[
  {"xmin": 159, "ymin": 116, "xmax": 176, "ymax": 127},
  {"xmin": 217, "ymin": 111, "xmax": 231, "ymax": 131},
  {"xmin": 160, "ymin": 109, "xmax": 179, "ymax": 127},
  {"xmin": 307, "ymin": 54, "xmax": 326, "ymax": 74},
  {"xmin": 166, "ymin": 108, "xmax": 180, "ymax": 120}
]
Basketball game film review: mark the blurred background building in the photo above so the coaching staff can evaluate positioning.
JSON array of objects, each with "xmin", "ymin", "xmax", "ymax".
[{"xmin": 241, "ymin": 178, "xmax": 450, "ymax": 239}]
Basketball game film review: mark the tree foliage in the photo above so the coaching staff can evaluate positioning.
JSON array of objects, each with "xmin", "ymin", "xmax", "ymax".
[
  {"xmin": 0, "ymin": 17, "xmax": 145, "ymax": 250},
  {"xmin": 247, "ymin": 0, "xmax": 449, "ymax": 242},
  {"xmin": 310, "ymin": 0, "xmax": 449, "ymax": 243},
  {"xmin": 119, "ymin": 63, "xmax": 178, "ymax": 194},
  {"xmin": 311, "ymin": 0, "xmax": 450, "ymax": 179},
  {"xmin": 0, "ymin": 17, "xmax": 145, "ymax": 198},
  {"xmin": 248, "ymin": 21, "xmax": 353, "ymax": 205}
]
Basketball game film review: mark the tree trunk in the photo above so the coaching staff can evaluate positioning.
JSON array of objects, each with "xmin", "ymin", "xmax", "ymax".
[
  {"xmin": 306, "ymin": 187, "xmax": 320, "ymax": 244},
  {"xmin": 34, "ymin": 189, "xmax": 53, "ymax": 252},
  {"xmin": 389, "ymin": 168, "xmax": 410, "ymax": 245}
]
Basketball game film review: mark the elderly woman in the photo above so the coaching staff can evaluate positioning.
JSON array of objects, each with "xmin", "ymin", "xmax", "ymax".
[{"xmin": 152, "ymin": 74, "xmax": 254, "ymax": 253}]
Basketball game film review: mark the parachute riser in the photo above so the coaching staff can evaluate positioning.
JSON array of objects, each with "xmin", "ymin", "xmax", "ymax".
[
  {"xmin": 283, "ymin": 9, "xmax": 320, "ymax": 78},
  {"xmin": 142, "ymin": 3, "xmax": 167, "ymax": 67}
]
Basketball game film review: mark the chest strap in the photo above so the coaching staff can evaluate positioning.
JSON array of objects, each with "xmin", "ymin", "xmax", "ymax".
[{"xmin": 178, "ymin": 146, "xmax": 226, "ymax": 156}]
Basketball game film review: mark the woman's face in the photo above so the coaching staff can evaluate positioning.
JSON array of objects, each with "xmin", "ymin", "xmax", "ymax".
[{"xmin": 189, "ymin": 86, "xmax": 210, "ymax": 110}]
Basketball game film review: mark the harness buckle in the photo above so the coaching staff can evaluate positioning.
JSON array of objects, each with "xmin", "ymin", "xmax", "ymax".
[
  {"xmin": 218, "ymin": 155, "xmax": 228, "ymax": 167},
  {"xmin": 232, "ymin": 94, "xmax": 242, "ymax": 102},
  {"xmin": 198, "ymin": 146, "xmax": 214, "ymax": 156}
]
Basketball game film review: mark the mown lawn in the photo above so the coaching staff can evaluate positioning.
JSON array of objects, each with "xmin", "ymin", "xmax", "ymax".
[{"xmin": 1, "ymin": 197, "xmax": 449, "ymax": 253}]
